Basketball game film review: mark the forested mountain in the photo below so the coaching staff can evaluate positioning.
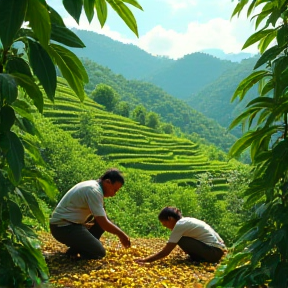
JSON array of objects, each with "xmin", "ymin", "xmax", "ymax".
[
  {"xmin": 143, "ymin": 52, "xmax": 238, "ymax": 100},
  {"xmin": 70, "ymin": 29, "xmax": 173, "ymax": 80},
  {"xmin": 186, "ymin": 56, "xmax": 259, "ymax": 137},
  {"xmin": 83, "ymin": 59, "xmax": 237, "ymax": 152}
]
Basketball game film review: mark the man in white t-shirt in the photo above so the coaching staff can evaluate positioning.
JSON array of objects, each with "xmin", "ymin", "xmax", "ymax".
[
  {"xmin": 135, "ymin": 206, "xmax": 226, "ymax": 264},
  {"xmin": 50, "ymin": 168, "xmax": 130, "ymax": 259}
]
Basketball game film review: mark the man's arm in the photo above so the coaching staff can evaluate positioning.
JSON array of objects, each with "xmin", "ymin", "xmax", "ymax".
[
  {"xmin": 134, "ymin": 242, "xmax": 177, "ymax": 263},
  {"xmin": 94, "ymin": 215, "xmax": 130, "ymax": 248}
]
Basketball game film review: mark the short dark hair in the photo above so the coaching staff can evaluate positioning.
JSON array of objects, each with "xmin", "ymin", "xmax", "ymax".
[
  {"xmin": 158, "ymin": 206, "xmax": 182, "ymax": 221},
  {"xmin": 99, "ymin": 168, "xmax": 124, "ymax": 184}
]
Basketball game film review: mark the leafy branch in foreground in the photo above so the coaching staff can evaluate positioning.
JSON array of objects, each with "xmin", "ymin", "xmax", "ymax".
[
  {"xmin": 0, "ymin": 0, "xmax": 142, "ymax": 286},
  {"xmin": 208, "ymin": 1, "xmax": 288, "ymax": 287}
]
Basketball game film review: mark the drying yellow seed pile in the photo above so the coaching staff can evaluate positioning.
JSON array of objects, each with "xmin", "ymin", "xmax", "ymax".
[{"xmin": 40, "ymin": 232, "xmax": 220, "ymax": 288}]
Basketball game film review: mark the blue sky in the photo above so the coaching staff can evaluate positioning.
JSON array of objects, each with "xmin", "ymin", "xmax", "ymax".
[{"xmin": 47, "ymin": 0, "xmax": 258, "ymax": 59}]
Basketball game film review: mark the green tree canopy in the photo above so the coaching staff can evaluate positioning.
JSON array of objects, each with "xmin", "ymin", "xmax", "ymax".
[{"xmin": 91, "ymin": 83, "xmax": 119, "ymax": 112}]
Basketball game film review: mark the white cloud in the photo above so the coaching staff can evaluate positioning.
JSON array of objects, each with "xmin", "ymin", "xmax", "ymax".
[
  {"xmin": 62, "ymin": 2, "xmax": 259, "ymax": 60},
  {"xmin": 134, "ymin": 17, "xmax": 258, "ymax": 59}
]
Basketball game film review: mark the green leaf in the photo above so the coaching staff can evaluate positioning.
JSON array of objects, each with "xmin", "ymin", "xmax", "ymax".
[
  {"xmin": 258, "ymin": 30, "xmax": 277, "ymax": 54},
  {"xmin": 5, "ymin": 57, "xmax": 32, "ymax": 77},
  {"xmin": 277, "ymin": 25, "xmax": 288, "ymax": 47},
  {"xmin": 95, "ymin": 0, "xmax": 108, "ymax": 27},
  {"xmin": 11, "ymin": 99, "xmax": 34, "ymax": 121},
  {"xmin": 27, "ymin": 39, "xmax": 56, "ymax": 102},
  {"xmin": 246, "ymin": 97, "xmax": 275, "ymax": 109},
  {"xmin": 122, "ymin": 0, "xmax": 143, "ymax": 10},
  {"xmin": 22, "ymin": 137, "xmax": 44, "ymax": 165},
  {"xmin": 12, "ymin": 73, "xmax": 43, "ymax": 113},
  {"xmin": 228, "ymin": 107, "xmax": 258, "ymax": 131},
  {"xmin": 4, "ymin": 244, "xmax": 27, "ymax": 274},
  {"xmin": 84, "ymin": 0, "xmax": 95, "ymax": 23},
  {"xmin": 108, "ymin": 1, "xmax": 139, "ymax": 37},
  {"xmin": 242, "ymin": 29, "xmax": 275, "ymax": 50},
  {"xmin": 48, "ymin": 44, "xmax": 87, "ymax": 101},
  {"xmin": 231, "ymin": 0, "xmax": 249, "ymax": 18},
  {"xmin": 63, "ymin": 0, "xmax": 83, "ymax": 24},
  {"xmin": 22, "ymin": 169, "xmax": 58, "ymax": 200},
  {"xmin": 232, "ymin": 70, "xmax": 268, "ymax": 102},
  {"xmin": 51, "ymin": 24, "xmax": 85, "ymax": 48},
  {"xmin": 0, "ymin": 172, "xmax": 9, "ymax": 198},
  {"xmin": 260, "ymin": 78, "xmax": 274, "ymax": 96},
  {"xmin": 8, "ymin": 200, "xmax": 23, "ymax": 226},
  {"xmin": 0, "ymin": 0, "xmax": 28, "ymax": 48},
  {"xmin": 0, "ymin": 131, "xmax": 25, "ymax": 183},
  {"xmin": 0, "ymin": 74, "xmax": 18, "ymax": 104},
  {"xmin": 16, "ymin": 188, "xmax": 46, "ymax": 227},
  {"xmin": 17, "ymin": 117, "xmax": 40, "ymax": 137},
  {"xmin": 0, "ymin": 105, "xmax": 16, "ymax": 133},
  {"xmin": 48, "ymin": 6, "xmax": 65, "ymax": 26},
  {"xmin": 254, "ymin": 45, "xmax": 282, "ymax": 69},
  {"xmin": 26, "ymin": 0, "xmax": 51, "ymax": 47}
]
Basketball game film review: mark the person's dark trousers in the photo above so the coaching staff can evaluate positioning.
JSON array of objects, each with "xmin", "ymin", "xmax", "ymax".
[
  {"xmin": 177, "ymin": 236, "xmax": 224, "ymax": 263},
  {"xmin": 50, "ymin": 220, "xmax": 105, "ymax": 259}
]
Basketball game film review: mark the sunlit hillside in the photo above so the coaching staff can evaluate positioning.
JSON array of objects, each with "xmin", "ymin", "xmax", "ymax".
[{"xmin": 44, "ymin": 78, "xmax": 233, "ymax": 199}]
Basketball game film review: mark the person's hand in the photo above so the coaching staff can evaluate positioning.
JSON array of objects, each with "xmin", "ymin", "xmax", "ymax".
[
  {"xmin": 119, "ymin": 233, "xmax": 131, "ymax": 248},
  {"xmin": 134, "ymin": 258, "xmax": 147, "ymax": 265}
]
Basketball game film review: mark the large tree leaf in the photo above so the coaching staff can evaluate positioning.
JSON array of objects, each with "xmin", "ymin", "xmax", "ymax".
[
  {"xmin": 8, "ymin": 200, "xmax": 23, "ymax": 226},
  {"xmin": 12, "ymin": 73, "xmax": 43, "ymax": 113},
  {"xmin": 122, "ymin": 0, "xmax": 143, "ymax": 10},
  {"xmin": 15, "ymin": 188, "xmax": 46, "ymax": 227},
  {"xmin": 242, "ymin": 29, "xmax": 275, "ymax": 50},
  {"xmin": 0, "ymin": 131, "xmax": 25, "ymax": 183},
  {"xmin": 258, "ymin": 30, "xmax": 277, "ymax": 54},
  {"xmin": 107, "ymin": 1, "xmax": 139, "ymax": 37},
  {"xmin": 95, "ymin": 0, "xmax": 108, "ymax": 27},
  {"xmin": 51, "ymin": 24, "xmax": 85, "ymax": 48},
  {"xmin": 48, "ymin": 6, "xmax": 65, "ymax": 26},
  {"xmin": 0, "ymin": 0, "xmax": 28, "ymax": 48},
  {"xmin": 5, "ymin": 57, "xmax": 32, "ymax": 77},
  {"xmin": 84, "ymin": 0, "xmax": 95, "ymax": 23},
  {"xmin": 254, "ymin": 45, "xmax": 282, "ymax": 69},
  {"xmin": 0, "ymin": 74, "xmax": 18, "ymax": 104},
  {"xmin": 26, "ymin": 0, "xmax": 51, "ymax": 47},
  {"xmin": 21, "ymin": 169, "xmax": 58, "ymax": 200},
  {"xmin": 232, "ymin": 70, "xmax": 269, "ymax": 102},
  {"xmin": 27, "ymin": 39, "xmax": 56, "ymax": 102},
  {"xmin": 48, "ymin": 44, "xmax": 87, "ymax": 101},
  {"xmin": 63, "ymin": 0, "xmax": 83, "ymax": 24},
  {"xmin": 11, "ymin": 99, "xmax": 34, "ymax": 121},
  {"xmin": 0, "ymin": 105, "xmax": 15, "ymax": 133}
]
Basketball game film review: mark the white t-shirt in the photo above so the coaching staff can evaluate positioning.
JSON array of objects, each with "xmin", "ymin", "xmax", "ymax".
[
  {"xmin": 168, "ymin": 217, "xmax": 225, "ymax": 249},
  {"xmin": 50, "ymin": 180, "xmax": 106, "ymax": 225}
]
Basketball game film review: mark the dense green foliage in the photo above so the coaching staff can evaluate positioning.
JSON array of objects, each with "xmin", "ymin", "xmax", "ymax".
[
  {"xmin": 43, "ymin": 78, "xmax": 234, "ymax": 190},
  {"xmin": 0, "ymin": 0, "xmax": 142, "ymax": 286},
  {"xmin": 35, "ymin": 108, "xmax": 247, "ymax": 247},
  {"xmin": 83, "ymin": 59, "xmax": 238, "ymax": 153},
  {"xmin": 208, "ymin": 1, "xmax": 288, "ymax": 287},
  {"xmin": 187, "ymin": 56, "xmax": 259, "ymax": 138}
]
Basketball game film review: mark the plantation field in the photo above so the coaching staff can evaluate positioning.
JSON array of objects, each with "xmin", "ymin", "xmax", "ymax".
[{"xmin": 43, "ymin": 78, "xmax": 232, "ymax": 198}]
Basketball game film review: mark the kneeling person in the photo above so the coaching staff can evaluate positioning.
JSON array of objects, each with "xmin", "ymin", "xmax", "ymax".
[
  {"xmin": 135, "ymin": 206, "xmax": 226, "ymax": 264},
  {"xmin": 50, "ymin": 168, "xmax": 130, "ymax": 260}
]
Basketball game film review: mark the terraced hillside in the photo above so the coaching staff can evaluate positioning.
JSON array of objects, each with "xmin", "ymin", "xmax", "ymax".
[{"xmin": 43, "ymin": 78, "xmax": 232, "ymax": 197}]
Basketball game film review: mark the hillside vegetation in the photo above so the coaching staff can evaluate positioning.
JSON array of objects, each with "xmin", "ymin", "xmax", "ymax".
[
  {"xmin": 43, "ymin": 78, "xmax": 232, "ymax": 196},
  {"xmin": 82, "ymin": 59, "xmax": 238, "ymax": 153}
]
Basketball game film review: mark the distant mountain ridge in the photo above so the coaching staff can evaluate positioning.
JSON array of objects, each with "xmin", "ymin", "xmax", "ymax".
[
  {"xmin": 70, "ymin": 29, "xmax": 173, "ymax": 80},
  {"xmin": 70, "ymin": 29, "xmax": 258, "ymax": 140}
]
